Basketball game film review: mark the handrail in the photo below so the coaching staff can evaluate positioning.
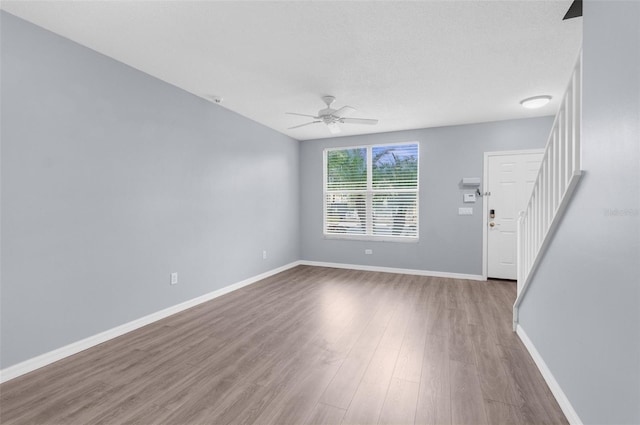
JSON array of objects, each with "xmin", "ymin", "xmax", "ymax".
[{"xmin": 513, "ymin": 52, "xmax": 583, "ymax": 330}]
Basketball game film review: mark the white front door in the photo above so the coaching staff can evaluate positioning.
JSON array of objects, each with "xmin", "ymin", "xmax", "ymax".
[{"xmin": 486, "ymin": 151, "xmax": 543, "ymax": 280}]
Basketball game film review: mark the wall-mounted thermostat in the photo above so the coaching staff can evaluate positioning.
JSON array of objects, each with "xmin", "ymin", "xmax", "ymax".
[{"xmin": 463, "ymin": 193, "xmax": 476, "ymax": 203}]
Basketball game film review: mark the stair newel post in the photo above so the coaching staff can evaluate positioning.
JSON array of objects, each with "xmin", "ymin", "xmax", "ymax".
[{"xmin": 514, "ymin": 210, "xmax": 525, "ymax": 330}]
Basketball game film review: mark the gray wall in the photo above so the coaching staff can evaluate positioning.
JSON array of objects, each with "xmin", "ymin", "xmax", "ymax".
[
  {"xmin": 0, "ymin": 12, "xmax": 300, "ymax": 369},
  {"xmin": 300, "ymin": 118, "xmax": 552, "ymax": 275},
  {"xmin": 518, "ymin": 1, "xmax": 640, "ymax": 424}
]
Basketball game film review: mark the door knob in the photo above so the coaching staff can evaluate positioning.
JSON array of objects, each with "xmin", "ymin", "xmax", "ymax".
[{"xmin": 489, "ymin": 222, "xmax": 496, "ymax": 227}]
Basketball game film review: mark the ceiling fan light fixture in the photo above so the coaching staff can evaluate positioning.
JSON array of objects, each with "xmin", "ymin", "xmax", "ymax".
[
  {"xmin": 520, "ymin": 95, "xmax": 552, "ymax": 109},
  {"xmin": 327, "ymin": 122, "xmax": 341, "ymax": 134},
  {"xmin": 286, "ymin": 96, "xmax": 378, "ymax": 134}
]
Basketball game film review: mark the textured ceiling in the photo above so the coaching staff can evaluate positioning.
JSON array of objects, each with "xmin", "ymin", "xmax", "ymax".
[{"xmin": 1, "ymin": 1, "xmax": 582, "ymax": 141}]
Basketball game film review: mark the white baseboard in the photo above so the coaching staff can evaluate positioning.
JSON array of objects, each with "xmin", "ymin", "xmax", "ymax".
[
  {"xmin": 299, "ymin": 260, "xmax": 484, "ymax": 281},
  {"xmin": 0, "ymin": 259, "xmax": 479, "ymax": 383},
  {"xmin": 516, "ymin": 325, "xmax": 583, "ymax": 425},
  {"xmin": 0, "ymin": 261, "xmax": 302, "ymax": 384}
]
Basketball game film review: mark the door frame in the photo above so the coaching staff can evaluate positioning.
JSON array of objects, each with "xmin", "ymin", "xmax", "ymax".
[{"xmin": 482, "ymin": 149, "xmax": 544, "ymax": 281}]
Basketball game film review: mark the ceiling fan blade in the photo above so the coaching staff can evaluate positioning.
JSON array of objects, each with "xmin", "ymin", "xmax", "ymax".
[
  {"xmin": 333, "ymin": 106, "xmax": 356, "ymax": 118},
  {"xmin": 327, "ymin": 123, "xmax": 342, "ymax": 134},
  {"xmin": 286, "ymin": 112, "xmax": 318, "ymax": 118},
  {"xmin": 340, "ymin": 117, "xmax": 379, "ymax": 125},
  {"xmin": 288, "ymin": 121, "xmax": 321, "ymax": 129}
]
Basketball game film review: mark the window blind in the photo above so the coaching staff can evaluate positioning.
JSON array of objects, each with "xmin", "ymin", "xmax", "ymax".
[{"xmin": 324, "ymin": 143, "xmax": 418, "ymax": 240}]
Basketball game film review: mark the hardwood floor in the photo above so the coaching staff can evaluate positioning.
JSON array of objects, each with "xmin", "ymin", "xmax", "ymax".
[{"xmin": 0, "ymin": 266, "xmax": 568, "ymax": 424}]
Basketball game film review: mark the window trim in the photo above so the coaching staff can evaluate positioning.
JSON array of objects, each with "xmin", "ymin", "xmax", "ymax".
[{"xmin": 323, "ymin": 142, "xmax": 419, "ymax": 242}]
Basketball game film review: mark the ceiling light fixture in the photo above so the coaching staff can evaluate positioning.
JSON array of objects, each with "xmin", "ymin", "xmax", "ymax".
[{"xmin": 520, "ymin": 95, "xmax": 552, "ymax": 109}]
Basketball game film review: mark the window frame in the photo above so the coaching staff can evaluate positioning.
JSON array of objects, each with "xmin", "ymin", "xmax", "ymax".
[{"xmin": 323, "ymin": 142, "xmax": 420, "ymax": 243}]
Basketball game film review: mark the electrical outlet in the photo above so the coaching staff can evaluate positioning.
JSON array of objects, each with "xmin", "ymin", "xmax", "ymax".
[
  {"xmin": 365, "ymin": 249, "xmax": 373, "ymax": 255},
  {"xmin": 170, "ymin": 272, "xmax": 178, "ymax": 285},
  {"xmin": 262, "ymin": 250, "xmax": 267, "ymax": 260},
  {"xmin": 458, "ymin": 207, "xmax": 473, "ymax": 216}
]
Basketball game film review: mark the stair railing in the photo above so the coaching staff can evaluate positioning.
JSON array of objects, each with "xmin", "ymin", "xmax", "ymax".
[{"xmin": 513, "ymin": 52, "xmax": 583, "ymax": 330}]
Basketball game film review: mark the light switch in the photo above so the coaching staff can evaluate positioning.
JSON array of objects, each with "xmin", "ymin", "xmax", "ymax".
[{"xmin": 458, "ymin": 207, "xmax": 473, "ymax": 216}]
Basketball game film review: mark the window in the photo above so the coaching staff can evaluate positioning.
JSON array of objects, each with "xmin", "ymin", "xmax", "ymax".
[{"xmin": 324, "ymin": 143, "xmax": 419, "ymax": 241}]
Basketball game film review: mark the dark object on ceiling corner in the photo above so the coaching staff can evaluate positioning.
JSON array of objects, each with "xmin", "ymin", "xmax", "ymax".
[{"xmin": 563, "ymin": 0, "xmax": 582, "ymax": 20}]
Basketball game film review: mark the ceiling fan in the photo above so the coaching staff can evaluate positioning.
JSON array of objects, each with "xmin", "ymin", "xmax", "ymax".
[{"xmin": 286, "ymin": 96, "xmax": 379, "ymax": 134}]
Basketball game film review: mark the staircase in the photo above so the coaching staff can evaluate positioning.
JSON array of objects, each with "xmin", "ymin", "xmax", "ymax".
[{"xmin": 513, "ymin": 53, "xmax": 583, "ymax": 330}]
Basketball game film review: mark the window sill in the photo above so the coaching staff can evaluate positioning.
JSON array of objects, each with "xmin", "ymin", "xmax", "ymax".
[{"xmin": 323, "ymin": 234, "xmax": 419, "ymax": 243}]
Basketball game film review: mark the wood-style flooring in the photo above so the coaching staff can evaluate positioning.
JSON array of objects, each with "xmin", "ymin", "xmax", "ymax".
[{"xmin": 0, "ymin": 266, "xmax": 568, "ymax": 424}]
